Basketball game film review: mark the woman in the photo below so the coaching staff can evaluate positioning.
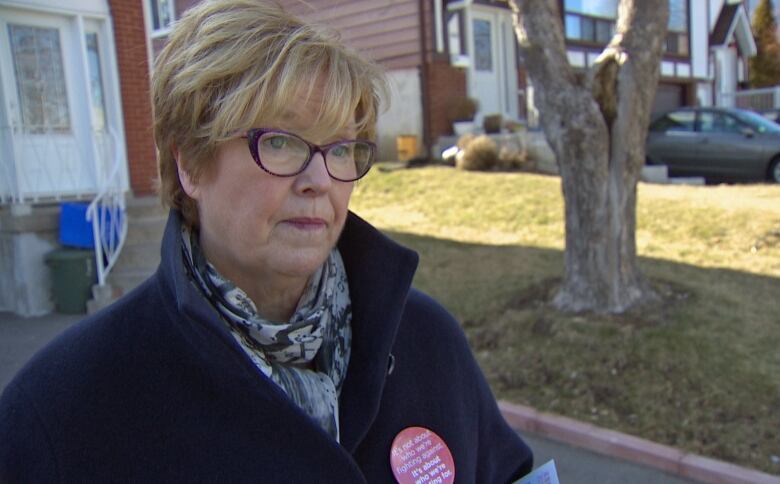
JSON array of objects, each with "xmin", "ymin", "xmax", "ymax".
[{"xmin": 0, "ymin": 1, "xmax": 533, "ymax": 481}]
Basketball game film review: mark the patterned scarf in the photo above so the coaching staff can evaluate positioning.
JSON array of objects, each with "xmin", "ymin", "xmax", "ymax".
[{"xmin": 181, "ymin": 227, "xmax": 352, "ymax": 442}]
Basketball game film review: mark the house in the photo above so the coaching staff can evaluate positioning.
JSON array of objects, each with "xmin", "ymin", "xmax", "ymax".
[
  {"xmin": 0, "ymin": 0, "xmax": 758, "ymax": 316},
  {"xmin": 524, "ymin": 0, "xmax": 757, "ymax": 125},
  {"xmin": 0, "ymin": 0, "xmax": 155, "ymax": 316}
]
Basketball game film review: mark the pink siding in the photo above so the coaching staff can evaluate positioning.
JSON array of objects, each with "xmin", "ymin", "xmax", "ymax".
[{"xmin": 282, "ymin": 0, "xmax": 424, "ymax": 69}]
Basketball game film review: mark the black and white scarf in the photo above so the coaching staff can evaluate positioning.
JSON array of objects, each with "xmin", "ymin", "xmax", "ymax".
[{"xmin": 181, "ymin": 228, "xmax": 352, "ymax": 442}]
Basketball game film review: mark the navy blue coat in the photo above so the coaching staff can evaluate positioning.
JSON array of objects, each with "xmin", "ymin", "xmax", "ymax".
[{"xmin": 0, "ymin": 211, "xmax": 532, "ymax": 482}]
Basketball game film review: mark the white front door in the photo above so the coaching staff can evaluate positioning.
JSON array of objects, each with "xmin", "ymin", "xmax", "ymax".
[
  {"xmin": 469, "ymin": 8, "xmax": 518, "ymax": 122},
  {"xmin": 0, "ymin": 7, "xmax": 96, "ymax": 199}
]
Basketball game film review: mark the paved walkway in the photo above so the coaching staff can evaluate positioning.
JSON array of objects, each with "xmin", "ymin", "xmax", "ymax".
[{"xmin": 0, "ymin": 310, "xmax": 697, "ymax": 483}]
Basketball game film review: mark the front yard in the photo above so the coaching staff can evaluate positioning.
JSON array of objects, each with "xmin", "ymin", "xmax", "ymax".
[{"xmin": 350, "ymin": 166, "xmax": 780, "ymax": 475}]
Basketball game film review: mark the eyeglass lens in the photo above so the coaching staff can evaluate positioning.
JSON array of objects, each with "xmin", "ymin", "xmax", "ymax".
[{"xmin": 257, "ymin": 132, "xmax": 373, "ymax": 181}]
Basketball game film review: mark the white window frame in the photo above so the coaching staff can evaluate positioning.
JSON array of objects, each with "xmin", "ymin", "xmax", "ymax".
[{"xmin": 147, "ymin": 0, "xmax": 175, "ymax": 38}]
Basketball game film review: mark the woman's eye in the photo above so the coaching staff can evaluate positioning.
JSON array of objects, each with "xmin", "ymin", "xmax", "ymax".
[
  {"xmin": 265, "ymin": 136, "xmax": 288, "ymax": 149},
  {"xmin": 331, "ymin": 145, "xmax": 350, "ymax": 158}
]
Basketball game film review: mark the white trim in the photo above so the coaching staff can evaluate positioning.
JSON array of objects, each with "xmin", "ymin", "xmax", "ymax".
[
  {"xmin": 434, "ymin": 0, "xmax": 444, "ymax": 53},
  {"xmin": 149, "ymin": 27, "xmax": 172, "ymax": 39},
  {"xmin": 102, "ymin": 13, "xmax": 130, "ymax": 192},
  {"xmin": 76, "ymin": 15, "xmax": 102, "ymax": 191},
  {"xmin": 720, "ymin": 4, "xmax": 757, "ymax": 56},
  {"xmin": 463, "ymin": 5, "xmax": 474, "ymax": 101},
  {"xmin": 567, "ymin": 50, "xmax": 586, "ymax": 67},
  {"xmin": 0, "ymin": 0, "xmax": 107, "ymax": 17},
  {"xmin": 141, "ymin": 0, "xmax": 156, "ymax": 66}
]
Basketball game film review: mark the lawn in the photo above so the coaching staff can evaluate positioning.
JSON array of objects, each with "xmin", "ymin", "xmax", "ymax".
[{"xmin": 350, "ymin": 165, "xmax": 780, "ymax": 475}]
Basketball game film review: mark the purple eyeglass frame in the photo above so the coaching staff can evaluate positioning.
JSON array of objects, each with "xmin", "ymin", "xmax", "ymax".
[{"xmin": 242, "ymin": 128, "xmax": 377, "ymax": 182}]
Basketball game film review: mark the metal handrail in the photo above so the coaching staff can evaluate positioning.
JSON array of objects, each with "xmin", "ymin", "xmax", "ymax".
[{"xmin": 86, "ymin": 128, "xmax": 127, "ymax": 287}]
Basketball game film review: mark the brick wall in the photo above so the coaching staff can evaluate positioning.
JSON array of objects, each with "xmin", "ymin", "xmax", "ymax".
[
  {"xmin": 426, "ymin": 60, "xmax": 467, "ymax": 141},
  {"xmin": 109, "ymin": 0, "xmax": 157, "ymax": 195}
]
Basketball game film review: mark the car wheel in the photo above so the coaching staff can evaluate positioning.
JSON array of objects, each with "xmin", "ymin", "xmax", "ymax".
[{"xmin": 770, "ymin": 157, "xmax": 780, "ymax": 183}]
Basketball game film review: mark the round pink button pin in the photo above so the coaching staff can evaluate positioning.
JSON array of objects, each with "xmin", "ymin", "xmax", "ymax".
[{"xmin": 390, "ymin": 426, "xmax": 455, "ymax": 484}]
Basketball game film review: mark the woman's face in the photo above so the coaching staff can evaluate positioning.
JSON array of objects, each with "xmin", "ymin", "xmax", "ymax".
[{"xmin": 179, "ymin": 90, "xmax": 355, "ymax": 295}]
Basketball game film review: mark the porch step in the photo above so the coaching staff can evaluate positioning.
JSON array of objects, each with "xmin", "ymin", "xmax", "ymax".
[
  {"xmin": 111, "ymin": 241, "xmax": 161, "ymax": 273},
  {"xmin": 124, "ymin": 214, "xmax": 167, "ymax": 245},
  {"xmin": 93, "ymin": 197, "xmax": 168, "ymax": 310},
  {"xmin": 125, "ymin": 195, "xmax": 168, "ymax": 219}
]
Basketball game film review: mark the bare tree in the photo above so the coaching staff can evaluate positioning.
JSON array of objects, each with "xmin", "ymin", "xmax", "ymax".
[{"xmin": 509, "ymin": 0, "xmax": 669, "ymax": 313}]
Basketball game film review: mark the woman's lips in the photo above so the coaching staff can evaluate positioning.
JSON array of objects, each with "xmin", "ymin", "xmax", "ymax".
[{"xmin": 283, "ymin": 217, "xmax": 327, "ymax": 230}]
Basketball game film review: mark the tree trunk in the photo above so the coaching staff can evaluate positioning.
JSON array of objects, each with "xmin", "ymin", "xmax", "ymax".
[{"xmin": 509, "ymin": 0, "xmax": 669, "ymax": 313}]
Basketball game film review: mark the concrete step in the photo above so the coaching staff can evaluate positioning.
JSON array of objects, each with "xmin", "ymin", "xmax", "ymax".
[
  {"xmin": 112, "ymin": 241, "xmax": 160, "ymax": 273},
  {"xmin": 641, "ymin": 165, "xmax": 669, "ymax": 184},
  {"xmin": 124, "ymin": 214, "xmax": 167, "ymax": 246},
  {"xmin": 668, "ymin": 176, "xmax": 706, "ymax": 186},
  {"xmin": 125, "ymin": 196, "xmax": 167, "ymax": 219}
]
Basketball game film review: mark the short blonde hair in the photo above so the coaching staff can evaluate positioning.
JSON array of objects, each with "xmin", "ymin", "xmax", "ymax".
[{"xmin": 153, "ymin": 0, "xmax": 386, "ymax": 227}]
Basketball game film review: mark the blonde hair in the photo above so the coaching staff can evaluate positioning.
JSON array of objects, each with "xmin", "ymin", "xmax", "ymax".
[{"xmin": 153, "ymin": 0, "xmax": 386, "ymax": 227}]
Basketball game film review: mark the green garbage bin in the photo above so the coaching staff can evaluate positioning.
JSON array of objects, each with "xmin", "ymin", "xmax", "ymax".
[{"xmin": 45, "ymin": 249, "xmax": 97, "ymax": 314}]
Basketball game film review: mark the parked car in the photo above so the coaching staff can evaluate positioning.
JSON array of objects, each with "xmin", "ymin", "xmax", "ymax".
[
  {"xmin": 646, "ymin": 107, "xmax": 780, "ymax": 183},
  {"xmin": 760, "ymin": 109, "xmax": 780, "ymax": 124}
]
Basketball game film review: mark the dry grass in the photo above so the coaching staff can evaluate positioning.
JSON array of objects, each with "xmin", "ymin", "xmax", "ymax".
[{"xmin": 351, "ymin": 166, "xmax": 780, "ymax": 475}]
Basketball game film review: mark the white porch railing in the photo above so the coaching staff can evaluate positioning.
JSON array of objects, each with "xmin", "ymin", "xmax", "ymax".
[
  {"xmin": 86, "ymin": 128, "xmax": 127, "ymax": 287},
  {"xmin": 1, "ymin": 123, "xmax": 128, "ymax": 288},
  {"xmin": 721, "ymin": 86, "xmax": 780, "ymax": 111}
]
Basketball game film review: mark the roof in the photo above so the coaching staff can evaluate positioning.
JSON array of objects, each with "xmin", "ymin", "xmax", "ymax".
[
  {"xmin": 710, "ymin": 2, "xmax": 758, "ymax": 56},
  {"xmin": 710, "ymin": 3, "xmax": 740, "ymax": 46}
]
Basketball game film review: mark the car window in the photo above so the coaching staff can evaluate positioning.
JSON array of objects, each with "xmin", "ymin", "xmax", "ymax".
[
  {"xmin": 650, "ymin": 111, "xmax": 695, "ymax": 132},
  {"xmin": 732, "ymin": 109, "xmax": 780, "ymax": 134},
  {"xmin": 698, "ymin": 112, "xmax": 743, "ymax": 134}
]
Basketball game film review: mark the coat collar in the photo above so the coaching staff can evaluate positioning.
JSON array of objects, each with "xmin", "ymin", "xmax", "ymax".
[
  {"xmin": 337, "ymin": 212, "xmax": 419, "ymax": 452},
  {"xmin": 157, "ymin": 209, "xmax": 419, "ymax": 452}
]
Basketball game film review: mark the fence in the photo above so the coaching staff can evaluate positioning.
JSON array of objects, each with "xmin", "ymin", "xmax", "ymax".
[{"xmin": 721, "ymin": 86, "xmax": 780, "ymax": 112}]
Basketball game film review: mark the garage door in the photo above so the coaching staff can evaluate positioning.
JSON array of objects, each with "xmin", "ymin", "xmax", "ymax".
[{"xmin": 652, "ymin": 83, "xmax": 684, "ymax": 116}]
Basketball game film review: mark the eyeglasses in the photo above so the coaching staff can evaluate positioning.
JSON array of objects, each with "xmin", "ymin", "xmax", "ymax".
[{"xmin": 242, "ymin": 128, "xmax": 376, "ymax": 182}]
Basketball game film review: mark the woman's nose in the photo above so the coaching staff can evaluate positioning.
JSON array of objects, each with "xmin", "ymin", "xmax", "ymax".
[{"xmin": 295, "ymin": 152, "xmax": 332, "ymax": 194}]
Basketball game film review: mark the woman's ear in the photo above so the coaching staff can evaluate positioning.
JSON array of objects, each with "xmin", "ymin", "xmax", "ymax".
[{"xmin": 175, "ymin": 149, "xmax": 200, "ymax": 199}]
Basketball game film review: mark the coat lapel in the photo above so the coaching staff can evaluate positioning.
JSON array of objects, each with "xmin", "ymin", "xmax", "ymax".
[{"xmin": 336, "ymin": 212, "xmax": 419, "ymax": 452}]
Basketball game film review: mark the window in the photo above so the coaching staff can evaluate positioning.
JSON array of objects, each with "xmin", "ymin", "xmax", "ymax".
[
  {"xmin": 564, "ymin": 0, "xmax": 618, "ymax": 18},
  {"xmin": 650, "ymin": 110, "xmax": 695, "ymax": 132},
  {"xmin": 149, "ymin": 0, "xmax": 175, "ymax": 34},
  {"xmin": 563, "ymin": 0, "xmax": 617, "ymax": 44},
  {"xmin": 698, "ymin": 112, "xmax": 742, "ymax": 134},
  {"xmin": 473, "ymin": 19, "xmax": 492, "ymax": 71},
  {"xmin": 85, "ymin": 32, "xmax": 107, "ymax": 131},
  {"xmin": 8, "ymin": 24, "xmax": 70, "ymax": 133},
  {"xmin": 447, "ymin": 11, "xmax": 466, "ymax": 57},
  {"xmin": 666, "ymin": 0, "xmax": 688, "ymax": 56},
  {"xmin": 564, "ymin": 0, "xmax": 688, "ymax": 55}
]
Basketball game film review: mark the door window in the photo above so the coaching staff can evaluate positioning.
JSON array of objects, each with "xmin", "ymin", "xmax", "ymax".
[
  {"xmin": 698, "ymin": 112, "xmax": 742, "ymax": 134},
  {"xmin": 473, "ymin": 19, "xmax": 492, "ymax": 71},
  {"xmin": 85, "ymin": 32, "xmax": 107, "ymax": 131},
  {"xmin": 650, "ymin": 110, "xmax": 695, "ymax": 132},
  {"xmin": 8, "ymin": 23, "xmax": 70, "ymax": 133}
]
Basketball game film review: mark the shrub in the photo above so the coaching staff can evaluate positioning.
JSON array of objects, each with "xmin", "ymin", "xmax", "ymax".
[
  {"xmin": 456, "ymin": 132, "xmax": 477, "ymax": 151},
  {"xmin": 497, "ymin": 144, "xmax": 528, "ymax": 171},
  {"xmin": 448, "ymin": 97, "xmax": 479, "ymax": 122},
  {"xmin": 483, "ymin": 114, "xmax": 503, "ymax": 134},
  {"xmin": 456, "ymin": 135, "xmax": 498, "ymax": 171}
]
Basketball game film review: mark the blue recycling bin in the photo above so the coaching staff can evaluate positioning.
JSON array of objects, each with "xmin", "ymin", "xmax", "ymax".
[{"xmin": 59, "ymin": 202, "xmax": 123, "ymax": 250}]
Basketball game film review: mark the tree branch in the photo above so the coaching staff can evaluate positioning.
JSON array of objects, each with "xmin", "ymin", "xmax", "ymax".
[{"xmin": 509, "ymin": 0, "xmax": 577, "ymax": 114}]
